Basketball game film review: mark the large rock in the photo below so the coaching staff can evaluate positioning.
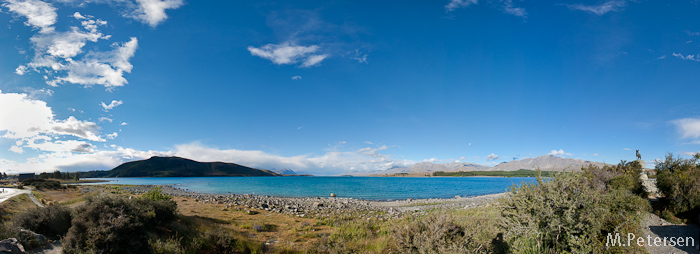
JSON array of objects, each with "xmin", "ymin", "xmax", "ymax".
[{"xmin": 0, "ymin": 238, "xmax": 26, "ymax": 254}]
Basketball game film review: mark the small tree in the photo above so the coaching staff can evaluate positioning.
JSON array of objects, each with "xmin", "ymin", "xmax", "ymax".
[{"xmin": 74, "ymin": 172, "xmax": 79, "ymax": 181}]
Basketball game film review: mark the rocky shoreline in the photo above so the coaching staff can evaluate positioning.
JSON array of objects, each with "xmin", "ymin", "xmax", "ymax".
[{"xmin": 120, "ymin": 185, "xmax": 505, "ymax": 219}]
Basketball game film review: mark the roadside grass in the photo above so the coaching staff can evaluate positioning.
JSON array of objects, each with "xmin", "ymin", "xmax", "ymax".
[{"xmin": 0, "ymin": 194, "xmax": 37, "ymax": 220}]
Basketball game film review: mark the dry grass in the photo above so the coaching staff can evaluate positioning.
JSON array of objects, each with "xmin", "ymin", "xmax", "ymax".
[
  {"xmin": 176, "ymin": 196, "xmax": 332, "ymax": 251},
  {"xmin": 0, "ymin": 194, "xmax": 39, "ymax": 220}
]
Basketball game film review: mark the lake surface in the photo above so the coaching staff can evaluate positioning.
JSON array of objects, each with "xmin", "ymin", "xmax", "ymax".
[{"xmin": 85, "ymin": 176, "xmax": 537, "ymax": 200}]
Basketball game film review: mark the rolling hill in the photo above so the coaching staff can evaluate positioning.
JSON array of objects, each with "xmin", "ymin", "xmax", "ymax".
[{"xmin": 81, "ymin": 156, "xmax": 280, "ymax": 177}]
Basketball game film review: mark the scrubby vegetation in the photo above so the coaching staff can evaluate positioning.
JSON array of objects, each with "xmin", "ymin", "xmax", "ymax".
[
  {"xmin": 654, "ymin": 153, "xmax": 700, "ymax": 223},
  {"xmin": 432, "ymin": 169, "xmax": 558, "ymax": 177},
  {"xmin": 20, "ymin": 178, "xmax": 63, "ymax": 190},
  {"xmin": 12, "ymin": 205, "xmax": 72, "ymax": 239},
  {"xmin": 501, "ymin": 168, "xmax": 649, "ymax": 253}
]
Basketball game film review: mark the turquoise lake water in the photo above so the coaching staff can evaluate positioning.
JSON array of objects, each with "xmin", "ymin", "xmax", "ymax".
[{"xmin": 86, "ymin": 176, "xmax": 537, "ymax": 200}]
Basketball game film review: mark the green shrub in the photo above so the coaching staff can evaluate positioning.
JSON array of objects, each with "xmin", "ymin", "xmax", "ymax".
[
  {"xmin": 500, "ymin": 172, "xmax": 648, "ymax": 253},
  {"xmin": 12, "ymin": 205, "xmax": 72, "ymax": 239},
  {"xmin": 142, "ymin": 186, "xmax": 172, "ymax": 201},
  {"xmin": 391, "ymin": 212, "xmax": 482, "ymax": 253},
  {"xmin": 62, "ymin": 195, "xmax": 178, "ymax": 254},
  {"xmin": 655, "ymin": 153, "xmax": 700, "ymax": 213},
  {"xmin": 583, "ymin": 161, "xmax": 646, "ymax": 196},
  {"xmin": 20, "ymin": 179, "xmax": 62, "ymax": 190}
]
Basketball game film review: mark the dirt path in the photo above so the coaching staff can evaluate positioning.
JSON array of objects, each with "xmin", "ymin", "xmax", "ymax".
[
  {"xmin": 643, "ymin": 212, "xmax": 699, "ymax": 254},
  {"xmin": 0, "ymin": 187, "xmax": 30, "ymax": 204}
]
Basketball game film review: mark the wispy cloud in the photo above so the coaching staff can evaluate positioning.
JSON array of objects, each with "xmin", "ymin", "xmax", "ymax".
[
  {"xmin": 10, "ymin": 9, "xmax": 139, "ymax": 89},
  {"xmin": 52, "ymin": 0, "xmax": 183, "ymax": 27},
  {"xmin": 0, "ymin": 90, "xmax": 105, "ymax": 143},
  {"xmin": 672, "ymin": 118, "xmax": 700, "ymax": 141},
  {"xmin": 548, "ymin": 149, "xmax": 572, "ymax": 157},
  {"xmin": 445, "ymin": 0, "xmax": 526, "ymax": 17},
  {"xmin": 501, "ymin": 0, "xmax": 527, "ymax": 17},
  {"xmin": 566, "ymin": 0, "xmax": 626, "ymax": 15},
  {"xmin": 129, "ymin": 0, "xmax": 184, "ymax": 27},
  {"xmin": 2, "ymin": 0, "xmax": 57, "ymax": 33},
  {"xmin": 248, "ymin": 42, "xmax": 328, "ymax": 67},
  {"xmin": 486, "ymin": 153, "xmax": 499, "ymax": 161},
  {"xmin": 673, "ymin": 53, "xmax": 700, "ymax": 62},
  {"xmin": 291, "ymin": 76, "xmax": 302, "ymax": 80},
  {"xmin": 445, "ymin": 0, "xmax": 478, "ymax": 12},
  {"xmin": 101, "ymin": 100, "xmax": 123, "ymax": 111}
]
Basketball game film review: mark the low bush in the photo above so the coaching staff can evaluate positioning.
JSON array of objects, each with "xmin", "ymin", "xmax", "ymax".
[
  {"xmin": 500, "ymin": 171, "xmax": 648, "ymax": 253},
  {"xmin": 391, "ymin": 212, "xmax": 482, "ymax": 253},
  {"xmin": 12, "ymin": 205, "xmax": 72, "ymax": 239},
  {"xmin": 20, "ymin": 179, "xmax": 62, "ymax": 190},
  {"xmin": 62, "ymin": 194, "xmax": 178, "ymax": 254},
  {"xmin": 655, "ymin": 153, "xmax": 700, "ymax": 214},
  {"xmin": 583, "ymin": 161, "xmax": 646, "ymax": 196},
  {"xmin": 62, "ymin": 196, "xmax": 152, "ymax": 254}
]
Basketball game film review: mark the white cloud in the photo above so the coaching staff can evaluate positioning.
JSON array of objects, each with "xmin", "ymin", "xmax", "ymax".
[
  {"xmin": 567, "ymin": 1, "xmax": 626, "ymax": 15},
  {"xmin": 0, "ymin": 145, "xmax": 168, "ymax": 173},
  {"xmin": 14, "ymin": 7, "xmax": 139, "ymax": 89},
  {"xmin": 352, "ymin": 54, "xmax": 368, "ymax": 63},
  {"xmin": 657, "ymin": 55, "xmax": 667, "ymax": 60},
  {"xmin": 9, "ymin": 145, "xmax": 24, "ymax": 154},
  {"xmin": 445, "ymin": 0, "xmax": 525, "ymax": 17},
  {"xmin": 681, "ymin": 151, "xmax": 700, "ymax": 157},
  {"xmin": 120, "ymin": 122, "xmax": 128, "ymax": 125},
  {"xmin": 486, "ymin": 153, "xmax": 499, "ymax": 161},
  {"xmin": 106, "ymin": 132, "xmax": 118, "ymax": 139},
  {"xmin": 291, "ymin": 76, "xmax": 302, "ymax": 80},
  {"xmin": 248, "ymin": 42, "xmax": 328, "ymax": 67},
  {"xmin": 593, "ymin": 153, "xmax": 599, "ymax": 156},
  {"xmin": 445, "ymin": 0, "xmax": 478, "ymax": 12},
  {"xmin": 672, "ymin": 118, "xmax": 700, "ymax": 140},
  {"xmin": 22, "ymin": 136, "xmax": 95, "ymax": 153},
  {"xmin": 170, "ymin": 142, "xmax": 411, "ymax": 175},
  {"xmin": 422, "ymin": 158, "xmax": 439, "ymax": 163},
  {"xmin": 673, "ymin": 53, "xmax": 700, "ymax": 62},
  {"xmin": 2, "ymin": 0, "xmax": 57, "ymax": 33},
  {"xmin": 0, "ymin": 90, "xmax": 103, "ymax": 141},
  {"xmin": 301, "ymin": 54, "xmax": 328, "ymax": 67},
  {"xmin": 501, "ymin": 0, "xmax": 526, "ymax": 17},
  {"xmin": 22, "ymin": 87, "xmax": 53, "ymax": 99},
  {"xmin": 101, "ymin": 100, "xmax": 123, "ymax": 111},
  {"xmin": 623, "ymin": 148, "xmax": 632, "ymax": 151},
  {"xmin": 129, "ymin": 0, "xmax": 183, "ymax": 27},
  {"xmin": 548, "ymin": 149, "xmax": 572, "ymax": 157},
  {"xmin": 98, "ymin": 117, "xmax": 113, "ymax": 123}
]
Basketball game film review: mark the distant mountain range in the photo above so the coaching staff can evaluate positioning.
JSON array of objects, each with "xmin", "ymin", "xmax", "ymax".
[
  {"xmin": 80, "ymin": 156, "xmax": 280, "ymax": 177},
  {"xmin": 348, "ymin": 155, "xmax": 609, "ymax": 176},
  {"xmin": 270, "ymin": 168, "xmax": 297, "ymax": 175},
  {"xmin": 490, "ymin": 155, "xmax": 607, "ymax": 171}
]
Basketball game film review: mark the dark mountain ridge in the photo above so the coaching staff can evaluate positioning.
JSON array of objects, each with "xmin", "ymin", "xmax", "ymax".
[{"xmin": 81, "ymin": 156, "xmax": 280, "ymax": 177}]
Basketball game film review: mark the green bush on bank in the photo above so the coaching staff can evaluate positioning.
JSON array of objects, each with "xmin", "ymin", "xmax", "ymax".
[
  {"xmin": 500, "ymin": 169, "xmax": 649, "ymax": 253},
  {"xmin": 12, "ymin": 205, "xmax": 72, "ymax": 239},
  {"xmin": 62, "ymin": 189, "xmax": 178, "ymax": 254},
  {"xmin": 20, "ymin": 179, "xmax": 62, "ymax": 190},
  {"xmin": 655, "ymin": 153, "xmax": 700, "ymax": 214}
]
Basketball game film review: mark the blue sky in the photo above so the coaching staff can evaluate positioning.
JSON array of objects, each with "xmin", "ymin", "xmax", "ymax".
[{"xmin": 1, "ymin": 0, "xmax": 700, "ymax": 175}]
